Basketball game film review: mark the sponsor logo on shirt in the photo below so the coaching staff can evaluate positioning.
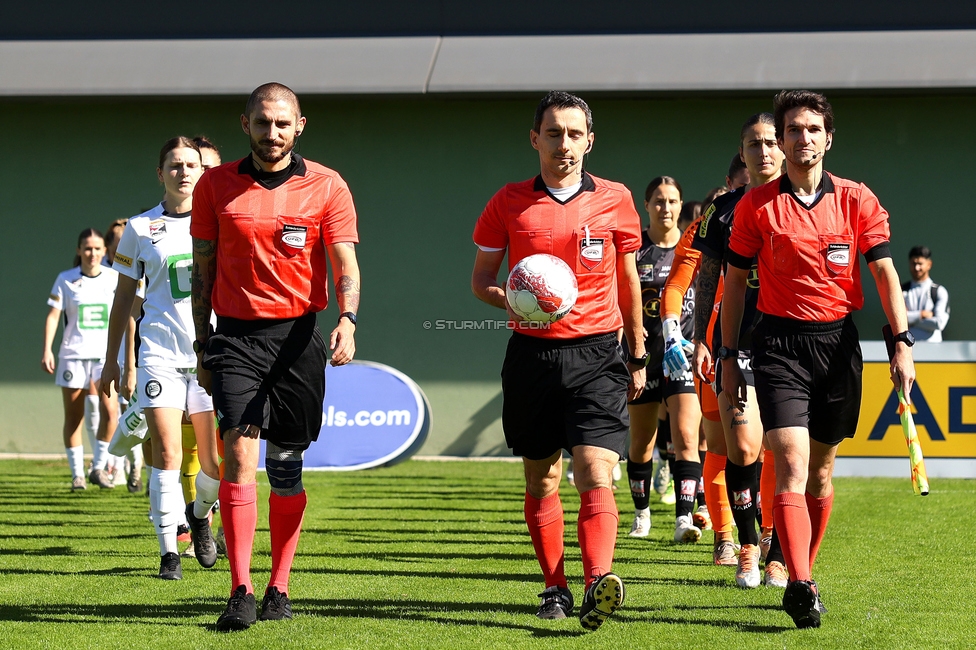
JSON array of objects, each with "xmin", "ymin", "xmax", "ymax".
[
  {"xmin": 78, "ymin": 304, "xmax": 109, "ymax": 329},
  {"xmin": 282, "ymin": 224, "xmax": 308, "ymax": 249},
  {"xmin": 114, "ymin": 253, "xmax": 133, "ymax": 268},
  {"xmin": 699, "ymin": 204, "xmax": 715, "ymax": 237},
  {"xmin": 149, "ymin": 219, "xmax": 167, "ymax": 244},
  {"xmin": 826, "ymin": 243, "xmax": 851, "ymax": 274}
]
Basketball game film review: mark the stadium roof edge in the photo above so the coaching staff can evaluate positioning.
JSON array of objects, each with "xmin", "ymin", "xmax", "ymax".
[{"xmin": 2, "ymin": 30, "xmax": 975, "ymax": 97}]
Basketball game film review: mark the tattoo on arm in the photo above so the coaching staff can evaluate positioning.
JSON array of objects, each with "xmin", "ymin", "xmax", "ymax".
[
  {"xmin": 695, "ymin": 256, "xmax": 722, "ymax": 341},
  {"xmin": 337, "ymin": 274, "xmax": 361, "ymax": 314},
  {"xmin": 191, "ymin": 238, "xmax": 217, "ymax": 342}
]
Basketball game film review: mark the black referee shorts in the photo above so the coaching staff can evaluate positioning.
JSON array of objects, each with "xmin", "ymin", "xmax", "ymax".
[
  {"xmin": 203, "ymin": 313, "xmax": 327, "ymax": 451},
  {"xmin": 501, "ymin": 332, "xmax": 630, "ymax": 461},
  {"xmin": 751, "ymin": 314, "xmax": 862, "ymax": 446}
]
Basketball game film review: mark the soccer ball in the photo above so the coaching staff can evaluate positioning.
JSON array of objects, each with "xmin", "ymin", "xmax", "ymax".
[{"xmin": 505, "ymin": 254, "xmax": 578, "ymax": 323}]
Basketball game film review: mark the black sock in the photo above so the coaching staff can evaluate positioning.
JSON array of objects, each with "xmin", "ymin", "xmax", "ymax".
[
  {"xmin": 696, "ymin": 449, "xmax": 707, "ymax": 507},
  {"xmin": 755, "ymin": 459, "xmax": 764, "ymax": 522},
  {"xmin": 656, "ymin": 418, "xmax": 670, "ymax": 457},
  {"xmin": 656, "ymin": 416, "xmax": 675, "ymax": 476},
  {"xmin": 673, "ymin": 460, "xmax": 702, "ymax": 520},
  {"xmin": 626, "ymin": 456, "xmax": 653, "ymax": 510},
  {"xmin": 725, "ymin": 458, "xmax": 760, "ymax": 546},
  {"xmin": 766, "ymin": 526, "xmax": 786, "ymax": 565}
]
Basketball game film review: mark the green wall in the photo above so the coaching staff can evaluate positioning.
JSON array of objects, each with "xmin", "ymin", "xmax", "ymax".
[{"xmin": 3, "ymin": 93, "xmax": 973, "ymax": 454}]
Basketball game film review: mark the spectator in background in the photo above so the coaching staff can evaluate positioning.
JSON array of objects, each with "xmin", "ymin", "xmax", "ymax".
[{"xmin": 903, "ymin": 246, "xmax": 950, "ymax": 342}]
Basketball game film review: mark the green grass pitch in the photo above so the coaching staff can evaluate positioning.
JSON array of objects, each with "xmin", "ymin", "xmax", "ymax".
[{"xmin": 0, "ymin": 458, "xmax": 972, "ymax": 649}]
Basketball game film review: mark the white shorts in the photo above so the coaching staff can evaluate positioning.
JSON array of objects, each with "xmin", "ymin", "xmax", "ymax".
[
  {"xmin": 137, "ymin": 366, "xmax": 213, "ymax": 415},
  {"xmin": 56, "ymin": 358, "xmax": 104, "ymax": 389}
]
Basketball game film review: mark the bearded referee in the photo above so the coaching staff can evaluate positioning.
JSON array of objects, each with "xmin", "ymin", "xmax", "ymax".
[
  {"xmin": 472, "ymin": 91, "xmax": 645, "ymax": 631},
  {"xmin": 721, "ymin": 90, "xmax": 915, "ymax": 628},
  {"xmin": 191, "ymin": 83, "xmax": 361, "ymax": 631}
]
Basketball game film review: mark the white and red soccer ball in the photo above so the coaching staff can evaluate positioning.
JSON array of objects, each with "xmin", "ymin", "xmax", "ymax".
[{"xmin": 505, "ymin": 254, "xmax": 578, "ymax": 323}]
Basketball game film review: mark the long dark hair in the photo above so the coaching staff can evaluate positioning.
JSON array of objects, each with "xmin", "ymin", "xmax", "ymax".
[
  {"xmin": 644, "ymin": 176, "xmax": 683, "ymax": 203},
  {"xmin": 73, "ymin": 228, "xmax": 104, "ymax": 268}
]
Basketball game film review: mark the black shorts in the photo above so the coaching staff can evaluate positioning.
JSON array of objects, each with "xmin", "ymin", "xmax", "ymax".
[
  {"xmin": 663, "ymin": 372, "xmax": 696, "ymax": 400},
  {"xmin": 751, "ymin": 314, "xmax": 862, "ymax": 446},
  {"xmin": 630, "ymin": 371, "xmax": 664, "ymax": 405},
  {"xmin": 501, "ymin": 332, "xmax": 630, "ymax": 461},
  {"xmin": 714, "ymin": 349, "xmax": 756, "ymax": 393},
  {"xmin": 203, "ymin": 313, "xmax": 327, "ymax": 451}
]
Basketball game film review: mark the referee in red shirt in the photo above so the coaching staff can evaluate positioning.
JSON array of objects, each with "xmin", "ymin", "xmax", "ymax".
[
  {"xmin": 191, "ymin": 83, "xmax": 361, "ymax": 631},
  {"xmin": 721, "ymin": 90, "xmax": 915, "ymax": 628},
  {"xmin": 472, "ymin": 92, "xmax": 646, "ymax": 631}
]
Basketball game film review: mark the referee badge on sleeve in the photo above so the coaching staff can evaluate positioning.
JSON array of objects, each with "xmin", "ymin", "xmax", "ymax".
[{"xmin": 826, "ymin": 243, "xmax": 851, "ymax": 274}]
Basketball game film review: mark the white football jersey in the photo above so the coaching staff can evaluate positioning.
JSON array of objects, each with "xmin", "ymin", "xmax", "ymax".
[
  {"xmin": 47, "ymin": 266, "xmax": 119, "ymax": 360},
  {"xmin": 113, "ymin": 203, "xmax": 199, "ymax": 368}
]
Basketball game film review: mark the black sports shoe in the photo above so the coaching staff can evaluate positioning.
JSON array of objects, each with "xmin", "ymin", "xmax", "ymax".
[
  {"xmin": 216, "ymin": 585, "xmax": 257, "ymax": 632},
  {"xmin": 185, "ymin": 503, "xmax": 218, "ymax": 568},
  {"xmin": 260, "ymin": 586, "xmax": 293, "ymax": 621},
  {"xmin": 158, "ymin": 552, "xmax": 182, "ymax": 580},
  {"xmin": 579, "ymin": 572, "xmax": 625, "ymax": 631},
  {"xmin": 783, "ymin": 580, "xmax": 822, "ymax": 629},
  {"xmin": 536, "ymin": 586, "xmax": 573, "ymax": 619}
]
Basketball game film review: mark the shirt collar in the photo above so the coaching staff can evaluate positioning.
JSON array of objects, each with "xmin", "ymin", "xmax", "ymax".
[{"xmin": 533, "ymin": 171, "xmax": 596, "ymax": 204}]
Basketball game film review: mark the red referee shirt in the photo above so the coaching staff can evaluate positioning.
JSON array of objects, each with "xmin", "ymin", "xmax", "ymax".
[
  {"xmin": 727, "ymin": 172, "xmax": 890, "ymax": 322},
  {"xmin": 191, "ymin": 155, "xmax": 359, "ymax": 320},
  {"xmin": 473, "ymin": 172, "xmax": 642, "ymax": 339}
]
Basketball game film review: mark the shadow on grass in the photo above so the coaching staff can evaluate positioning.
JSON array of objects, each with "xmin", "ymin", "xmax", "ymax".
[
  {"xmin": 301, "ymin": 597, "xmax": 587, "ymax": 638},
  {"xmin": 0, "ymin": 597, "xmax": 587, "ymax": 638}
]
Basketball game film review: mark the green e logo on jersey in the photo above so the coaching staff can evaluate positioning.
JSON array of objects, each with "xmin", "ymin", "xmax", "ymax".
[
  {"xmin": 167, "ymin": 254, "xmax": 193, "ymax": 300},
  {"xmin": 78, "ymin": 304, "xmax": 109, "ymax": 329}
]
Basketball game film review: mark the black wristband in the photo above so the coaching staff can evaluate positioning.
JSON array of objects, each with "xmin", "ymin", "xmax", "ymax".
[{"xmin": 339, "ymin": 311, "xmax": 357, "ymax": 326}]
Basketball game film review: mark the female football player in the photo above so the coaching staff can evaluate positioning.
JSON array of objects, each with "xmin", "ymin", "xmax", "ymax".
[
  {"xmin": 102, "ymin": 137, "xmax": 221, "ymax": 580},
  {"xmin": 624, "ymin": 176, "xmax": 704, "ymax": 544},
  {"xmin": 42, "ymin": 228, "xmax": 119, "ymax": 490}
]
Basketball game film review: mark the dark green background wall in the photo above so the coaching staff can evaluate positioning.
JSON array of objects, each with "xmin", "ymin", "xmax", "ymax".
[{"xmin": 3, "ymin": 93, "xmax": 973, "ymax": 451}]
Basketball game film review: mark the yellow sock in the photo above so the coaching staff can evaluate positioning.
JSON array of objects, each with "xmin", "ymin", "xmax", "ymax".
[{"xmin": 181, "ymin": 423, "xmax": 199, "ymax": 503}]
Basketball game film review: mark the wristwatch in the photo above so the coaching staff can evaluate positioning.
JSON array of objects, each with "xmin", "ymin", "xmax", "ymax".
[
  {"xmin": 894, "ymin": 330, "xmax": 916, "ymax": 347},
  {"xmin": 717, "ymin": 346, "xmax": 739, "ymax": 360},
  {"xmin": 192, "ymin": 339, "xmax": 206, "ymax": 354},
  {"xmin": 627, "ymin": 352, "xmax": 649, "ymax": 367},
  {"xmin": 339, "ymin": 311, "xmax": 357, "ymax": 326}
]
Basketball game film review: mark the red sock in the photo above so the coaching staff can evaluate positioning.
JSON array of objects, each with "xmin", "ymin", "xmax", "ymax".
[
  {"xmin": 760, "ymin": 450, "xmax": 777, "ymax": 531},
  {"xmin": 524, "ymin": 492, "xmax": 566, "ymax": 589},
  {"xmin": 578, "ymin": 487, "xmax": 618, "ymax": 588},
  {"xmin": 704, "ymin": 451, "xmax": 732, "ymax": 535},
  {"xmin": 773, "ymin": 492, "xmax": 811, "ymax": 582},
  {"xmin": 806, "ymin": 489, "xmax": 834, "ymax": 572},
  {"xmin": 268, "ymin": 491, "xmax": 308, "ymax": 594},
  {"xmin": 220, "ymin": 480, "xmax": 258, "ymax": 595}
]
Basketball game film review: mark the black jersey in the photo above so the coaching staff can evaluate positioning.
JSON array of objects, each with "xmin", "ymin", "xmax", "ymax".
[
  {"xmin": 691, "ymin": 187, "xmax": 761, "ymax": 350},
  {"xmin": 631, "ymin": 230, "xmax": 694, "ymax": 371}
]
